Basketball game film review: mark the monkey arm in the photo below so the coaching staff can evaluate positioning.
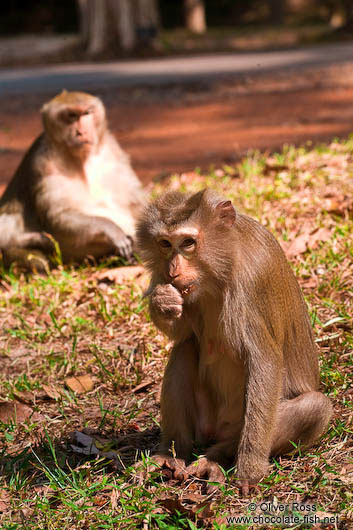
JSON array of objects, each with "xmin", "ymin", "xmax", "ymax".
[
  {"xmin": 35, "ymin": 190, "xmax": 133, "ymax": 260},
  {"xmin": 148, "ymin": 283, "xmax": 193, "ymax": 342},
  {"xmin": 236, "ymin": 325, "xmax": 283, "ymax": 487}
]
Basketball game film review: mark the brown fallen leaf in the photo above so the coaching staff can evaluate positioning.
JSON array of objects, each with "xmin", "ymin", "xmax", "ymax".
[
  {"xmin": 283, "ymin": 226, "xmax": 331, "ymax": 258},
  {"xmin": 158, "ymin": 497, "xmax": 192, "ymax": 516},
  {"xmin": 308, "ymin": 227, "xmax": 332, "ymax": 249},
  {"xmin": 0, "ymin": 401, "xmax": 41, "ymax": 424},
  {"xmin": 132, "ymin": 380, "xmax": 154, "ymax": 393},
  {"xmin": 191, "ymin": 500, "xmax": 215, "ymax": 519},
  {"xmin": 0, "ymin": 492, "xmax": 10, "ymax": 512},
  {"xmin": 95, "ymin": 266, "xmax": 145, "ymax": 284},
  {"xmin": 324, "ymin": 196, "xmax": 353, "ymax": 215},
  {"xmin": 301, "ymin": 277, "xmax": 318, "ymax": 289},
  {"xmin": 283, "ymin": 232, "xmax": 310, "ymax": 258},
  {"xmin": 341, "ymin": 463, "xmax": 353, "ymax": 474},
  {"xmin": 13, "ymin": 390, "xmax": 35, "ymax": 405},
  {"xmin": 42, "ymin": 384, "xmax": 61, "ymax": 400},
  {"xmin": 65, "ymin": 375, "xmax": 94, "ymax": 394}
]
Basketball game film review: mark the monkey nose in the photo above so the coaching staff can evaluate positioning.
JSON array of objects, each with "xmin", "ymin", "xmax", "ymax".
[{"xmin": 167, "ymin": 272, "xmax": 179, "ymax": 281}]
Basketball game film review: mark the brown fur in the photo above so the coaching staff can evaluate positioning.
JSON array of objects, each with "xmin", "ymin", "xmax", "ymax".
[
  {"xmin": 136, "ymin": 189, "xmax": 332, "ymax": 494},
  {"xmin": 0, "ymin": 90, "xmax": 145, "ymax": 269}
]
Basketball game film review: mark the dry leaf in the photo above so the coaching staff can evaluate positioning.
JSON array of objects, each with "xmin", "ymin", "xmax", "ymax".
[
  {"xmin": 283, "ymin": 226, "xmax": 331, "ymax": 258},
  {"xmin": 308, "ymin": 227, "xmax": 332, "ymax": 248},
  {"xmin": 284, "ymin": 232, "xmax": 310, "ymax": 257},
  {"xmin": 95, "ymin": 266, "xmax": 145, "ymax": 284},
  {"xmin": 341, "ymin": 463, "xmax": 353, "ymax": 474},
  {"xmin": 0, "ymin": 401, "xmax": 39, "ymax": 423},
  {"xmin": 7, "ymin": 347, "xmax": 33, "ymax": 358},
  {"xmin": 13, "ymin": 390, "xmax": 35, "ymax": 405},
  {"xmin": 191, "ymin": 500, "xmax": 215, "ymax": 519},
  {"xmin": 158, "ymin": 497, "xmax": 191, "ymax": 516},
  {"xmin": 0, "ymin": 492, "xmax": 10, "ymax": 512},
  {"xmin": 65, "ymin": 375, "xmax": 94, "ymax": 394},
  {"xmin": 42, "ymin": 384, "xmax": 61, "ymax": 400},
  {"xmin": 301, "ymin": 277, "xmax": 318, "ymax": 289},
  {"xmin": 110, "ymin": 488, "xmax": 119, "ymax": 510},
  {"xmin": 132, "ymin": 380, "xmax": 154, "ymax": 393}
]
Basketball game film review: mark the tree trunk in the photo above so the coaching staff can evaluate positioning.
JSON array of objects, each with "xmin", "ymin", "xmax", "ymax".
[
  {"xmin": 184, "ymin": 0, "xmax": 206, "ymax": 34},
  {"xmin": 109, "ymin": 0, "xmax": 136, "ymax": 51},
  {"xmin": 76, "ymin": 0, "xmax": 90, "ymax": 46},
  {"xmin": 267, "ymin": 0, "xmax": 285, "ymax": 25},
  {"xmin": 136, "ymin": 0, "xmax": 160, "ymax": 46},
  {"xmin": 87, "ymin": 0, "xmax": 108, "ymax": 55}
]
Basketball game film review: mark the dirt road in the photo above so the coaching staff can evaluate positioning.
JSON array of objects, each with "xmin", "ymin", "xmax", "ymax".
[{"xmin": 1, "ymin": 59, "xmax": 353, "ymax": 192}]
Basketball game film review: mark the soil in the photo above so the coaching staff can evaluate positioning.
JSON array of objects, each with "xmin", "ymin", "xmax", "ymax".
[{"xmin": 2, "ymin": 62, "xmax": 353, "ymax": 193}]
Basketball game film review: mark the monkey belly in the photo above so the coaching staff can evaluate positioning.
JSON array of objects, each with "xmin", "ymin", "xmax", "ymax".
[
  {"xmin": 195, "ymin": 349, "xmax": 246, "ymax": 445},
  {"xmin": 86, "ymin": 203, "xmax": 136, "ymax": 236}
]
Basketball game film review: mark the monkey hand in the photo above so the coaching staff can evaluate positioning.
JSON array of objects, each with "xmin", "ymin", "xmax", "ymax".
[
  {"xmin": 186, "ymin": 457, "xmax": 225, "ymax": 494},
  {"xmin": 150, "ymin": 284, "xmax": 184, "ymax": 319},
  {"xmin": 111, "ymin": 229, "xmax": 134, "ymax": 260}
]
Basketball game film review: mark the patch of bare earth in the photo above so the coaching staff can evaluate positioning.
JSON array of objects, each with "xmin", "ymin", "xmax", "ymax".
[{"xmin": 2, "ymin": 63, "xmax": 353, "ymax": 192}]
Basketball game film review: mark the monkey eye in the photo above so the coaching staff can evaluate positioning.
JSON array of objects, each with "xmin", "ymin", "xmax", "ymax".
[
  {"xmin": 61, "ymin": 110, "xmax": 78, "ymax": 123},
  {"xmin": 158, "ymin": 239, "xmax": 172, "ymax": 248},
  {"xmin": 181, "ymin": 238, "xmax": 196, "ymax": 249}
]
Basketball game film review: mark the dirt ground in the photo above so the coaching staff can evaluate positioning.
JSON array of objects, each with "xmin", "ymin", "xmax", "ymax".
[{"xmin": 2, "ymin": 62, "xmax": 353, "ymax": 192}]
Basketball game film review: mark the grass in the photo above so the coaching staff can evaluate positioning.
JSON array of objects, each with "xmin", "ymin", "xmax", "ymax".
[
  {"xmin": 0, "ymin": 138, "xmax": 352, "ymax": 529},
  {"xmin": 159, "ymin": 23, "xmax": 332, "ymax": 55}
]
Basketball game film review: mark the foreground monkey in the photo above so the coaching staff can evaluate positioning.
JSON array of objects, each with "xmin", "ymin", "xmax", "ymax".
[
  {"xmin": 136, "ymin": 189, "xmax": 332, "ymax": 494},
  {"xmin": 0, "ymin": 91, "xmax": 145, "ymax": 269}
]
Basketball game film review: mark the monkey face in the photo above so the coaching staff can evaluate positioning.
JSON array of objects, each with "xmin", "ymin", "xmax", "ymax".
[
  {"xmin": 59, "ymin": 108, "xmax": 99, "ymax": 151},
  {"xmin": 136, "ymin": 189, "xmax": 238, "ymax": 296},
  {"xmin": 41, "ymin": 91, "xmax": 106, "ymax": 156},
  {"xmin": 157, "ymin": 229, "xmax": 200, "ymax": 297}
]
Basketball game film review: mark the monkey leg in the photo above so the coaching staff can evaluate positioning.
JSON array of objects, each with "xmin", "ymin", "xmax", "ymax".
[
  {"xmin": 271, "ymin": 391, "xmax": 332, "ymax": 455},
  {"xmin": 17, "ymin": 232, "xmax": 55, "ymax": 252},
  {"xmin": 2, "ymin": 248, "xmax": 50, "ymax": 274},
  {"xmin": 159, "ymin": 337, "xmax": 199, "ymax": 461}
]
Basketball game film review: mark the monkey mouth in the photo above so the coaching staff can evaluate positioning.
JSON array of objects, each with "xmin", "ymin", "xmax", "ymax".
[{"xmin": 178, "ymin": 283, "xmax": 196, "ymax": 296}]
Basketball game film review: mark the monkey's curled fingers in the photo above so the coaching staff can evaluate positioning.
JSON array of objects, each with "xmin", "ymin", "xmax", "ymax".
[
  {"xmin": 237, "ymin": 478, "xmax": 260, "ymax": 497},
  {"xmin": 186, "ymin": 457, "xmax": 225, "ymax": 494},
  {"xmin": 113, "ymin": 234, "xmax": 134, "ymax": 260},
  {"xmin": 134, "ymin": 455, "xmax": 188, "ymax": 483},
  {"xmin": 150, "ymin": 284, "xmax": 184, "ymax": 319}
]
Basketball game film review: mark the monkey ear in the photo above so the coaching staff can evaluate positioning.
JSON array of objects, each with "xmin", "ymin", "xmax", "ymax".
[{"xmin": 216, "ymin": 200, "xmax": 236, "ymax": 227}]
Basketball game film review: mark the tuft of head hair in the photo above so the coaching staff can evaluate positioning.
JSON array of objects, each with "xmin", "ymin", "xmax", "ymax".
[{"xmin": 41, "ymin": 90, "xmax": 101, "ymax": 114}]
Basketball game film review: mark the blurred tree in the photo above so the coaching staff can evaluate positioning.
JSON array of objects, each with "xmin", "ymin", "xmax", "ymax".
[
  {"xmin": 136, "ymin": 0, "xmax": 160, "ymax": 46},
  {"xmin": 337, "ymin": 0, "xmax": 353, "ymax": 30},
  {"xmin": 267, "ymin": 0, "xmax": 285, "ymax": 24},
  {"xmin": 77, "ymin": 0, "xmax": 159, "ymax": 55},
  {"xmin": 184, "ymin": 0, "xmax": 206, "ymax": 33}
]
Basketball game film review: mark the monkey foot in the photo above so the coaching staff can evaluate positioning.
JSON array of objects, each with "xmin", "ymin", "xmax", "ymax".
[
  {"xmin": 135, "ymin": 454, "xmax": 188, "ymax": 483},
  {"xmin": 236, "ymin": 478, "xmax": 259, "ymax": 497},
  {"xmin": 186, "ymin": 457, "xmax": 225, "ymax": 494}
]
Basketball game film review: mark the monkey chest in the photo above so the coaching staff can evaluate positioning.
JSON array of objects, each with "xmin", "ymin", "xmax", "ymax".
[
  {"xmin": 196, "ymin": 353, "xmax": 246, "ymax": 442},
  {"xmin": 84, "ymin": 157, "xmax": 115, "ymax": 205}
]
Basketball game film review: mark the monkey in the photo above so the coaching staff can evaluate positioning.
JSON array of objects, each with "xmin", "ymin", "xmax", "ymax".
[
  {"xmin": 136, "ymin": 189, "xmax": 332, "ymax": 495},
  {"xmin": 0, "ymin": 90, "xmax": 145, "ymax": 269}
]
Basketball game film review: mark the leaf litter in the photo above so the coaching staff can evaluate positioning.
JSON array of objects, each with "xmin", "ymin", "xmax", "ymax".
[{"xmin": 0, "ymin": 139, "xmax": 352, "ymax": 528}]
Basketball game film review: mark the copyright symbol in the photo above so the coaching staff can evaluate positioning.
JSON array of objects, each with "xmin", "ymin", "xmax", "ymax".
[{"xmin": 249, "ymin": 503, "xmax": 256, "ymax": 511}]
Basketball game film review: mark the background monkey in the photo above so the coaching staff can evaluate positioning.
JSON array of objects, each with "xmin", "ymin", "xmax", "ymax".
[
  {"xmin": 136, "ymin": 189, "xmax": 332, "ymax": 494},
  {"xmin": 0, "ymin": 90, "xmax": 145, "ymax": 268}
]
